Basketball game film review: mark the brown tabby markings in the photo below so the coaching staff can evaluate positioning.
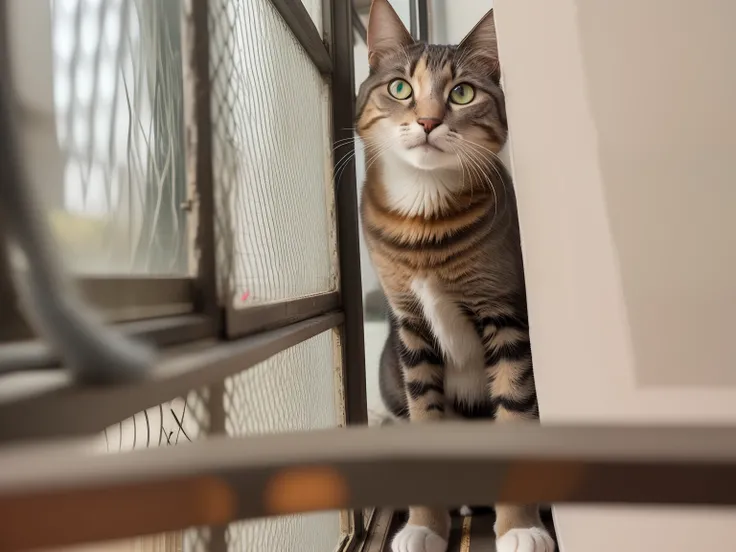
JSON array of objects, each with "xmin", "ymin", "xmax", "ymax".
[{"xmin": 357, "ymin": 1, "xmax": 555, "ymax": 551}]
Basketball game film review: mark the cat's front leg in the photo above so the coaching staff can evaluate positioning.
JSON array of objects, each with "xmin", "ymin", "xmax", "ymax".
[
  {"xmin": 483, "ymin": 318, "xmax": 555, "ymax": 552},
  {"xmin": 391, "ymin": 318, "xmax": 450, "ymax": 552}
]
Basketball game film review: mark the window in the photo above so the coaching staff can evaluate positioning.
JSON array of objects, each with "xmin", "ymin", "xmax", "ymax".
[
  {"xmin": 50, "ymin": 0, "xmax": 187, "ymax": 276},
  {"xmin": 0, "ymin": 0, "xmax": 369, "ymax": 549}
]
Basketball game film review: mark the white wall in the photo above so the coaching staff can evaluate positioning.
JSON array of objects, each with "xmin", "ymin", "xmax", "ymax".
[
  {"xmin": 443, "ymin": 0, "xmax": 493, "ymax": 43},
  {"xmin": 495, "ymin": 0, "xmax": 736, "ymax": 549}
]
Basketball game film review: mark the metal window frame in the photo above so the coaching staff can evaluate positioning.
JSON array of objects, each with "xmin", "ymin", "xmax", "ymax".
[
  {"xmin": 0, "ymin": 0, "xmax": 371, "ymax": 548},
  {"xmin": 416, "ymin": 0, "xmax": 429, "ymax": 42},
  {"xmin": 0, "ymin": 0, "xmax": 217, "ymax": 348}
]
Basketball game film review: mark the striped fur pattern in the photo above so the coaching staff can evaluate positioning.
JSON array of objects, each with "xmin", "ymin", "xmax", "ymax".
[{"xmin": 357, "ymin": 2, "xmax": 554, "ymax": 552}]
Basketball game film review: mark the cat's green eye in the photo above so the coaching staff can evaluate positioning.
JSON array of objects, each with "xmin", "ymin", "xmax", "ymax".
[
  {"xmin": 388, "ymin": 79, "xmax": 413, "ymax": 100},
  {"xmin": 449, "ymin": 83, "xmax": 475, "ymax": 105}
]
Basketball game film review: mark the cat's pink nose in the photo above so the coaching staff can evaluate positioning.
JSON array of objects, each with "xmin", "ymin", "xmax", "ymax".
[{"xmin": 417, "ymin": 117, "xmax": 441, "ymax": 134}]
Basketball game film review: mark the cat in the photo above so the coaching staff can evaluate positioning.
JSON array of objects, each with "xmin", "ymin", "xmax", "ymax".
[
  {"xmin": 357, "ymin": 2, "xmax": 554, "ymax": 552},
  {"xmin": 0, "ymin": 6, "xmax": 153, "ymax": 384}
]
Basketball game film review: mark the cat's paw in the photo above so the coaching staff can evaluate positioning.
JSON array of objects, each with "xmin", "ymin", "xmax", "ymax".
[
  {"xmin": 391, "ymin": 525, "xmax": 448, "ymax": 552},
  {"xmin": 496, "ymin": 527, "xmax": 555, "ymax": 552}
]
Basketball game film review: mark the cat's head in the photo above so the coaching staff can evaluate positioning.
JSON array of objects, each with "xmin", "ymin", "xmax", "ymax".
[{"xmin": 356, "ymin": 0, "xmax": 506, "ymax": 172}]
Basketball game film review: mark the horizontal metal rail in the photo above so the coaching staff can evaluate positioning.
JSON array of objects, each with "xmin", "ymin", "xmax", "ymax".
[
  {"xmin": 269, "ymin": 0, "xmax": 332, "ymax": 73},
  {"xmin": 77, "ymin": 276, "xmax": 195, "ymax": 322},
  {"xmin": 0, "ymin": 312, "xmax": 343, "ymax": 442},
  {"xmin": 1, "ymin": 276, "xmax": 198, "ymax": 344},
  {"xmin": 0, "ymin": 314, "xmax": 213, "ymax": 374},
  {"xmin": 225, "ymin": 292, "xmax": 340, "ymax": 339},
  {"xmin": 1, "ymin": 423, "xmax": 736, "ymax": 551}
]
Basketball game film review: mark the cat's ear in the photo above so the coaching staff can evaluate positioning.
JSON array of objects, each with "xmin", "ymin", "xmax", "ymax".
[
  {"xmin": 367, "ymin": 0, "xmax": 414, "ymax": 70},
  {"xmin": 458, "ymin": 9, "xmax": 499, "ymax": 73}
]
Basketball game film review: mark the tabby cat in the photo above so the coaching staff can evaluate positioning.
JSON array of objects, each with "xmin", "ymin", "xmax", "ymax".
[{"xmin": 357, "ymin": 2, "xmax": 554, "ymax": 551}]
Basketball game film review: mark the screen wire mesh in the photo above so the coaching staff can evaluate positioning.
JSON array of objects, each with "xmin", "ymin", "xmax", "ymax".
[
  {"xmin": 224, "ymin": 330, "xmax": 344, "ymax": 552},
  {"xmin": 209, "ymin": 0, "xmax": 337, "ymax": 309}
]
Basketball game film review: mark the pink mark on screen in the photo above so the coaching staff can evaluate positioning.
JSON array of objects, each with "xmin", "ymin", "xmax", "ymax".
[{"xmin": 241, "ymin": 290, "xmax": 250, "ymax": 301}]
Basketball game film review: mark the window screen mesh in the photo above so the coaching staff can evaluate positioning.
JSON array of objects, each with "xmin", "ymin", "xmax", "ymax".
[
  {"xmin": 49, "ymin": 0, "xmax": 187, "ymax": 275},
  {"xmin": 209, "ymin": 0, "xmax": 337, "ymax": 309},
  {"xmin": 223, "ymin": 330, "xmax": 343, "ymax": 551}
]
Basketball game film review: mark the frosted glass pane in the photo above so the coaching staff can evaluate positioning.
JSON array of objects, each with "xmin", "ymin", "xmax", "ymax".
[
  {"xmin": 210, "ymin": 0, "xmax": 337, "ymax": 308},
  {"xmin": 224, "ymin": 330, "xmax": 339, "ymax": 435},
  {"xmin": 48, "ymin": 0, "xmax": 187, "ymax": 274}
]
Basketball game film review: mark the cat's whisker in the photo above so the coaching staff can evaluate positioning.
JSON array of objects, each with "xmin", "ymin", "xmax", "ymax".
[
  {"xmin": 454, "ymin": 143, "xmax": 501, "ymax": 225},
  {"xmin": 451, "ymin": 135, "xmax": 507, "ymax": 188},
  {"xmin": 333, "ymin": 137, "xmax": 393, "ymax": 192},
  {"xmin": 451, "ymin": 135, "xmax": 507, "ymax": 199},
  {"xmin": 333, "ymin": 153, "xmax": 358, "ymax": 190},
  {"xmin": 333, "ymin": 148, "xmax": 358, "ymax": 188}
]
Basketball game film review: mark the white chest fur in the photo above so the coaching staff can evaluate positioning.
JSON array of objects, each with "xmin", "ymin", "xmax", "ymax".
[
  {"xmin": 410, "ymin": 277, "xmax": 487, "ymax": 405},
  {"xmin": 380, "ymin": 158, "xmax": 460, "ymax": 218}
]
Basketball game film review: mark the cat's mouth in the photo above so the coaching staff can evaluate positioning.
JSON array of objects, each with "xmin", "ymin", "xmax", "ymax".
[{"xmin": 410, "ymin": 142, "xmax": 444, "ymax": 153}]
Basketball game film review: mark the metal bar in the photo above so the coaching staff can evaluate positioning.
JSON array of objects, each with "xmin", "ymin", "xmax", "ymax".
[
  {"xmin": 181, "ymin": 10, "xmax": 226, "ymax": 549},
  {"xmin": 268, "ymin": 0, "xmax": 332, "ymax": 74},
  {"xmin": 0, "ymin": 277, "xmax": 198, "ymax": 342},
  {"xmin": 0, "ymin": 234, "xmax": 33, "ymax": 344},
  {"xmin": 77, "ymin": 277, "xmax": 194, "ymax": 322},
  {"xmin": 409, "ymin": 0, "xmax": 418, "ymax": 39},
  {"xmin": 330, "ymin": 0, "xmax": 368, "ymax": 430},
  {"xmin": 359, "ymin": 510, "xmax": 395, "ymax": 552},
  {"xmin": 0, "ymin": 314, "xmax": 214, "ymax": 374},
  {"xmin": 225, "ymin": 292, "xmax": 340, "ymax": 338},
  {"xmin": 417, "ymin": 0, "xmax": 429, "ymax": 42},
  {"xmin": 2, "ymin": 424, "xmax": 736, "ymax": 551},
  {"xmin": 328, "ymin": 0, "xmax": 369, "ymax": 538},
  {"xmin": 182, "ymin": 0, "xmax": 220, "ymax": 332},
  {"xmin": 0, "ymin": 312, "xmax": 343, "ymax": 442}
]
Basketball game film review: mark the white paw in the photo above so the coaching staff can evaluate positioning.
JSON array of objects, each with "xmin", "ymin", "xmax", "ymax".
[
  {"xmin": 496, "ymin": 527, "xmax": 555, "ymax": 552},
  {"xmin": 392, "ymin": 525, "xmax": 448, "ymax": 552}
]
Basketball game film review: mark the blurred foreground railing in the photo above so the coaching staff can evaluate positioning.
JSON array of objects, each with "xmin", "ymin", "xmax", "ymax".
[{"xmin": 1, "ymin": 423, "xmax": 735, "ymax": 551}]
